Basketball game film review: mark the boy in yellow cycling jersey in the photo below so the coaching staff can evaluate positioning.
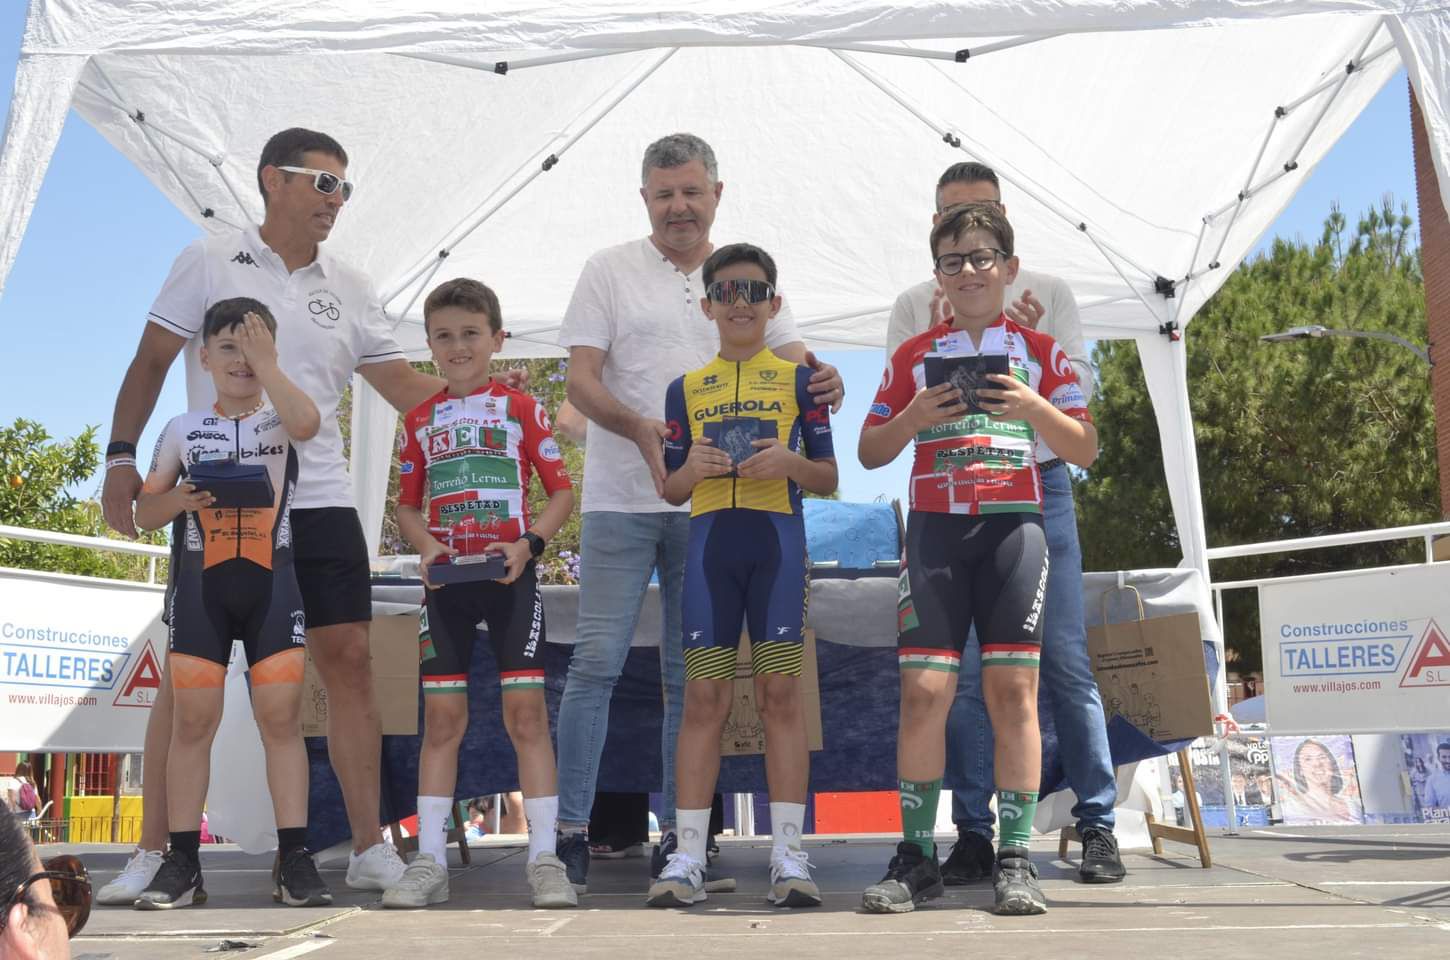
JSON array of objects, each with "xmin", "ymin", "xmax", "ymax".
[{"xmin": 647, "ymin": 244, "xmax": 837, "ymax": 909}]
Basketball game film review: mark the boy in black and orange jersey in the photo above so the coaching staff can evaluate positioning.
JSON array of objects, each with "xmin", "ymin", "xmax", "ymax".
[
  {"xmin": 133, "ymin": 297, "xmax": 326, "ymax": 911},
  {"xmin": 648, "ymin": 244, "xmax": 836, "ymax": 909}
]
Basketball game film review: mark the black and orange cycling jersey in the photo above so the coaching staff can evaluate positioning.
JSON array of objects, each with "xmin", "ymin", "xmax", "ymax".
[{"xmin": 144, "ymin": 406, "xmax": 305, "ymax": 679}]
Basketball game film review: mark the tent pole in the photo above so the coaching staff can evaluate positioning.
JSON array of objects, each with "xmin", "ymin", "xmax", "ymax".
[
  {"xmin": 805, "ymin": 34, "xmax": 1063, "ymax": 62},
  {"xmin": 830, "ymin": 49, "xmax": 1161, "ymax": 284},
  {"xmin": 1201, "ymin": 25, "xmax": 1382, "ymax": 271},
  {"xmin": 399, "ymin": 47, "xmax": 646, "ymax": 75},
  {"xmin": 380, "ymin": 47, "xmax": 679, "ymax": 313},
  {"xmin": 83, "ymin": 64, "xmax": 241, "ymax": 229}
]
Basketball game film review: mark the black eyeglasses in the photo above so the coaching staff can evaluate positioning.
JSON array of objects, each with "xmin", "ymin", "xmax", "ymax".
[
  {"xmin": 934, "ymin": 248, "xmax": 1007, "ymax": 276},
  {"xmin": 276, "ymin": 165, "xmax": 354, "ymax": 202},
  {"xmin": 1, "ymin": 855, "xmax": 91, "ymax": 939},
  {"xmin": 706, "ymin": 279, "xmax": 775, "ymax": 305}
]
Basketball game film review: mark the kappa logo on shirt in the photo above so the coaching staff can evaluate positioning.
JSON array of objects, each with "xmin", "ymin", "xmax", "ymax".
[{"xmin": 230, "ymin": 251, "xmax": 259, "ymax": 268}]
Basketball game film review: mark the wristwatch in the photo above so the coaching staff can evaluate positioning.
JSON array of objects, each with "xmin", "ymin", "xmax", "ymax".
[
  {"xmin": 106, "ymin": 440, "xmax": 137, "ymax": 458},
  {"xmin": 521, "ymin": 531, "xmax": 547, "ymax": 558}
]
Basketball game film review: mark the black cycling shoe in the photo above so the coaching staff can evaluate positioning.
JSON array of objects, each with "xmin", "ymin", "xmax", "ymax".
[
  {"xmin": 860, "ymin": 841, "xmax": 944, "ymax": 913},
  {"xmin": 940, "ymin": 831, "xmax": 995, "ymax": 885},
  {"xmin": 274, "ymin": 847, "xmax": 334, "ymax": 907},
  {"xmin": 993, "ymin": 853, "xmax": 1047, "ymax": 915},
  {"xmin": 1078, "ymin": 826, "xmax": 1127, "ymax": 883},
  {"xmin": 556, "ymin": 832, "xmax": 590, "ymax": 894},
  {"xmin": 135, "ymin": 850, "xmax": 206, "ymax": 910}
]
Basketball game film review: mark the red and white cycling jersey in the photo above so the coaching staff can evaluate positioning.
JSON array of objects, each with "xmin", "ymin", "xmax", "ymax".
[
  {"xmin": 398, "ymin": 381, "xmax": 572, "ymax": 550},
  {"xmin": 865, "ymin": 316, "xmax": 1090, "ymax": 515}
]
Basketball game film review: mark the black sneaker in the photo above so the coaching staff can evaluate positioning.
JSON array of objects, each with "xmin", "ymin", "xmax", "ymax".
[
  {"xmin": 860, "ymin": 841, "xmax": 944, "ymax": 914},
  {"xmin": 556, "ymin": 831, "xmax": 590, "ymax": 894},
  {"xmin": 274, "ymin": 847, "xmax": 334, "ymax": 907},
  {"xmin": 992, "ymin": 854, "xmax": 1047, "ymax": 915},
  {"xmin": 652, "ymin": 830, "xmax": 736, "ymax": 893},
  {"xmin": 940, "ymin": 831, "xmax": 994, "ymax": 885},
  {"xmin": 135, "ymin": 850, "xmax": 206, "ymax": 910},
  {"xmin": 1078, "ymin": 826, "xmax": 1127, "ymax": 883},
  {"xmin": 650, "ymin": 830, "xmax": 677, "ymax": 879}
]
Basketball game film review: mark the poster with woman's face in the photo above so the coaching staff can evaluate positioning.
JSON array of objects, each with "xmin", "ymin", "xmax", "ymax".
[{"xmin": 1269, "ymin": 735, "xmax": 1364, "ymax": 825}]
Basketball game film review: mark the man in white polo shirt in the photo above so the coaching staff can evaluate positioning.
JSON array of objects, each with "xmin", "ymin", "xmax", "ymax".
[
  {"xmin": 99, "ymin": 128, "xmax": 441, "ymax": 902},
  {"xmin": 885, "ymin": 161, "xmax": 1124, "ymax": 886},
  {"xmin": 554, "ymin": 133, "xmax": 842, "ymax": 894}
]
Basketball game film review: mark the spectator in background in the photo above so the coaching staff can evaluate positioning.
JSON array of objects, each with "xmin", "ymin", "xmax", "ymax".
[{"xmin": 11, "ymin": 766, "xmax": 39, "ymax": 822}]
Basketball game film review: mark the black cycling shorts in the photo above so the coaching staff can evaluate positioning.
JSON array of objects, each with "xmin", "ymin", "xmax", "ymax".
[
  {"xmin": 419, "ymin": 561, "xmax": 545, "ymax": 695},
  {"xmin": 896, "ymin": 511, "xmax": 1048, "ymax": 673},
  {"xmin": 291, "ymin": 507, "xmax": 373, "ymax": 628},
  {"xmin": 167, "ymin": 558, "xmax": 307, "ymax": 685}
]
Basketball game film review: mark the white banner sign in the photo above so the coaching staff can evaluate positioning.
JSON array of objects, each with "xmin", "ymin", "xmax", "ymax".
[
  {"xmin": 1261, "ymin": 563, "xmax": 1450, "ymax": 735},
  {"xmin": 0, "ymin": 567, "xmax": 166, "ymax": 751}
]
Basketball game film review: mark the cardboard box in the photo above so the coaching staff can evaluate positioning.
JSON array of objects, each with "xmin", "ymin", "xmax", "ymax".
[
  {"xmin": 719, "ymin": 629, "xmax": 824, "ymax": 757},
  {"xmin": 1087, "ymin": 610, "xmax": 1213, "ymax": 743},
  {"xmin": 301, "ymin": 613, "xmax": 420, "ymax": 737}
]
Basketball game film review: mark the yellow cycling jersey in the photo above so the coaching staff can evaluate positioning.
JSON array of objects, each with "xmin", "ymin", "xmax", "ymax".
[{"xmin": 664, "ymin": 349, "xmax": 834, "ymax": 516}]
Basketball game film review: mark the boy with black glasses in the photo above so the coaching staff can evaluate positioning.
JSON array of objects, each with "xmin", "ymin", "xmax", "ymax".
[
  {"xmin": 858, "ymin": 203, "xmax": 1097, "ymax": 916},
  {"xmin": 647, "ymin": 243, "xmax": 837, "ymax": 909}
]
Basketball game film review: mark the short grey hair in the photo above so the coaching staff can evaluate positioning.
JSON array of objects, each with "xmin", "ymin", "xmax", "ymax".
[{"xmin": 641, "ymin": 133, "xmax": 718, "ymax": 186}]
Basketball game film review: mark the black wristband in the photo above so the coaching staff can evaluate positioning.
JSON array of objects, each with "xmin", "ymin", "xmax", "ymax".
[
  {"xmin": 106, "ymin": 440, "xmax": 137, "ymax": 458},
  {"xmin": 521, "ymin": 531, "xmax": 547, "ymax": 558}
]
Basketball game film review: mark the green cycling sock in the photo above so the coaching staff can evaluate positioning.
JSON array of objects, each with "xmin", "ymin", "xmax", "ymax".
[
  {"xmin": 997, "ymin": 788, "xmax": 1038, "ymax": 852},
  {"xmin": 899, "ymin": 778, "xmax": 941, "ymax": 857}
]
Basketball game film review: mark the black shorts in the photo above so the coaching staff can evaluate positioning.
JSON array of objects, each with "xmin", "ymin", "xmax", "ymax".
[
  {"xmin": 167, "ymin": 558, "xmax": 307, "ymax": 683},
  {"xmin": 291, "ymin": 507, "xmax": 372, "ymax": 628},
  {"xmin": 896, "ymin": 511, "xmax": 1048, "ymax": 673},
  {"xmin": 419, "ymin": 561, "xmax": 545, "ymax": 695}
]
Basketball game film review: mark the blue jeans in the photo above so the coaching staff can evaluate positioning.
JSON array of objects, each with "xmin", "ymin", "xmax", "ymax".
[
  {"xmin": 556, "ymin": 511, "xmax": 688, "ymax": 828},
  {"xmin": 946, "ymin": 464, "xmax": 1117, "ymax": 836}
]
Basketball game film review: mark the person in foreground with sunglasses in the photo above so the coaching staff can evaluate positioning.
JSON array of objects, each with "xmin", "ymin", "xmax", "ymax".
[
  {"xmin": 858, "ymin": 203, "xmax": 1096, "ymax": 916},
  {"xmin": 648, "ymin": 243, "xmax": 836, "ymax": 909},
  {"xmin": 1, "ymin": 803, "xmax": 89, "ymax": 959}
]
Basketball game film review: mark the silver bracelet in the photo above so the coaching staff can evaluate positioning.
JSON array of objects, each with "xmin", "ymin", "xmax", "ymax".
[{"xmin": 105, "ymin": 457, "xmax": 137, "ymax": 471}]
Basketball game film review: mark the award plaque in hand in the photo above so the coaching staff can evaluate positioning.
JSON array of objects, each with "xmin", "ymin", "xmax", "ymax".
[
  {"xmin": 923, "ymin": 354, "xmax": 1011, "ymax": 415},
  {"xmin": 704, "ymin": 417, "xmax": 779, "ymax": 476},
  {"xmin": 429, "ymin": 551, "xmax": 508, "ymax": 584},
  {"xmin": 187, "ymin": 460, "xmax": 275, "ymax": 508}
]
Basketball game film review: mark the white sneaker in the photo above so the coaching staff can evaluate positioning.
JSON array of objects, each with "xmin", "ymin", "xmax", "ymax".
[
  {"xmin": 380, "ymin": 854, "xmax": 450, "ymax": 909},
  {"xmin": 97, "ymin": 848, "xmax": 163, "ymax": 905},
  {"xmin": 645, "ymin": 852, "xmax": 706, "ymax": 908},
  {"xmin": 527, "ymin": 852, "xmax": 578, "ymax": 909},
  {"xmin": 768, "ymin": 847, "xmax": 821, "ymax": 908},
  {"xmin": 346, "ymin": 842, "xmax": 406, "ymax": 892}
]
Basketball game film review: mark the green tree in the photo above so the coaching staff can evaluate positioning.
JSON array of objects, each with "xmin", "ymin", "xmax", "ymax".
[
  {"xmin": 1077, "ymin": 198, "xmax": 1437, "ymax": 669},
  {"xmin": 0, "ymin": 419, "xmax": 167, "ymax": 581}
]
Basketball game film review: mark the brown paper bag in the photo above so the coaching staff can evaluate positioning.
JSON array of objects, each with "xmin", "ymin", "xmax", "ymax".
[
  {"xmin": 719, "ymin": 629, "xmax": 824, "ymax": 757},
  {"xmin": 1086, "ymin": 586, "xmax": 1213, "ymax": 742},
  {"xmin": 301, "ymin": 612, "xmax": 420, "ymax": 737}
]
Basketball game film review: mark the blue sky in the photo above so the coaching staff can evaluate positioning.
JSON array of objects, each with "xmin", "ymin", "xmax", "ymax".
[{"xmin": 0, "ymin": 5, "xmax": 1420, "ymax": 509}]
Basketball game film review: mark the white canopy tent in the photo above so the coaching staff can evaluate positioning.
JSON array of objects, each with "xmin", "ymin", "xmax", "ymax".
[{"xmin": 4, "ymin": 1, "xmax": 1449, "ymax": 575}]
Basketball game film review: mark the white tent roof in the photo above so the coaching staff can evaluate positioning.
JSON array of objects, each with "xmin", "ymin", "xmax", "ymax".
[{"xmin": 4, "ymin": 0, "xmax": 1449, "ymax": 574}]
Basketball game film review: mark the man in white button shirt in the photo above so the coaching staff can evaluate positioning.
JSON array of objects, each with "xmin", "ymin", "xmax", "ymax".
[
  {"xmin": 99, "ymin": 129, "xmax": 442, "ymax": 901},
  {"xmin": 886, "ymin": 162, "xmax": 1124, "ymax": 885},
  {"xmin": 555, "ymin": 133, "xmax": 842, "ymax": 893}
]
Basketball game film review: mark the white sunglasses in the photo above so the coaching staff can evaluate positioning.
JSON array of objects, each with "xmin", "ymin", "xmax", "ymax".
[{"xmin": 276, "ymin": 165, "xmax": 354, "ymax": 201}]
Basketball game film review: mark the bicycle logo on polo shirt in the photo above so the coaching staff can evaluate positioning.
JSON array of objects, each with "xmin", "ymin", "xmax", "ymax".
[{"xmin": 307, "ymin": 289, "xmax": 342, "ymax": 329}]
